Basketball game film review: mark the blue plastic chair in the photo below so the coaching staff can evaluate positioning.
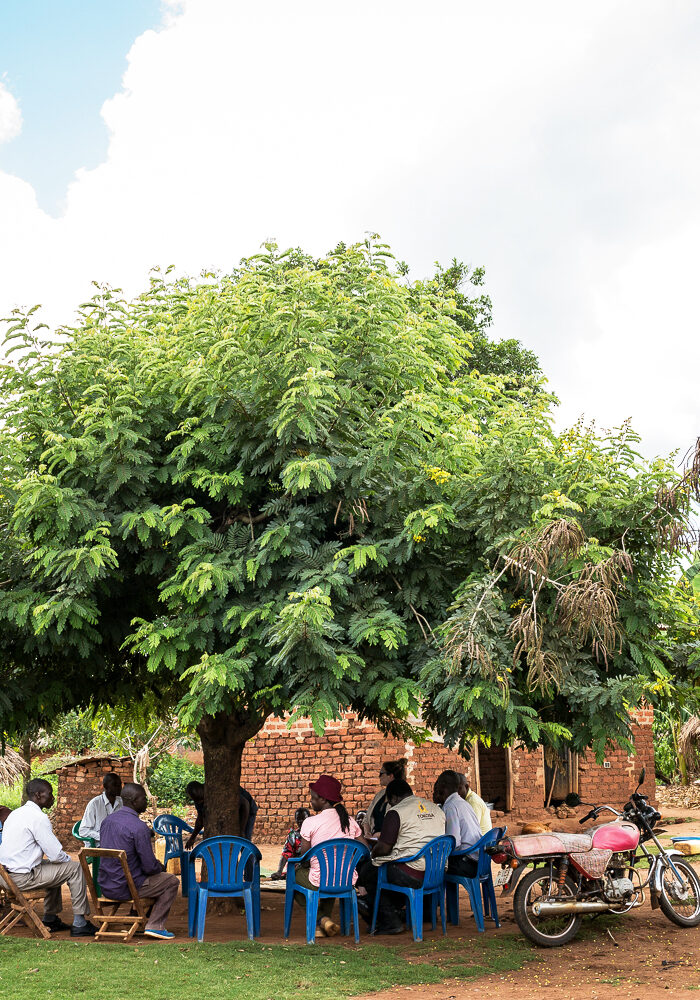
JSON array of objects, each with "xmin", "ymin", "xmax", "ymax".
[
  {"xmin": 153, "ymin": 814, "xmax": 194, "ymax": 897},
  {"xmin": 370, "ymin": 835, "xmax": 455, "ymax": 943},
  {"xmin": 445, "ymin": 826, "xmax": 506, "ymax": 931},
  {"xmin": 284, "ymin": 838, "xmax": 370, "ymax": 945},
  {"xmin": 187, "ymin": 836, "xmax": 261, "ymax": 941}
]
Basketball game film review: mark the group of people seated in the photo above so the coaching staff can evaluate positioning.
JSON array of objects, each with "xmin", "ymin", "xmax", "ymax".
[
  {"xmin": 0, "ymin": 774, "xmax": 180, "ymax": 940},
  {"xmin": 0, "ymin": 757, "xmax": 490, "ymax": 941},
  {"xmin": 281, "ymin": 759, "xmax": 491, "ymax": 937}
]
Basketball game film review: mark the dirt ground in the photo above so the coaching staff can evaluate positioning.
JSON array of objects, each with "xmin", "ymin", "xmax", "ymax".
[{"xmin": 5, "ymin": 810, "xmax": 700, "ymax": 999}]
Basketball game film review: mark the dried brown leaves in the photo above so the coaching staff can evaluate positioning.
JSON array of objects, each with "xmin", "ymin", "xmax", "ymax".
[
  {"xmin": 333, "ymin": 497, "xmax": 370, "ymax": 537},
  {"xmin": 653, "ymin": 437, "xmax": 700, "ymax": 554}
]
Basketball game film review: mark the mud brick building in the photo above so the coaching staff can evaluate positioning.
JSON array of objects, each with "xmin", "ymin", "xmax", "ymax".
[
  {"xmin": 47, "ymin": 754, "xmax": 133, "ymax": 845},
  {"xmin": 240, "ymin": 707, "xmax": 656, "ymax": 841},
  {"xmin": 47, "ymin": 713, "xmax": 655, "ymax": 847}
]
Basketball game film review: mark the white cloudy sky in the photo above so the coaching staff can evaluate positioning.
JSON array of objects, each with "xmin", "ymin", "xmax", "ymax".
[{"xmin": 0, "ymin": 0, "xmax": 698, "ymax": 461}]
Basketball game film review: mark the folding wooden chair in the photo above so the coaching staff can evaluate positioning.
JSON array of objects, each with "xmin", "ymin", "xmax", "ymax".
[
  {"xmin": 0, "ymin": 861, "xmax": 51, "ymax": 940},
  {"xmin": 78, "ymin": 848, "xmax": 154, "ymax": 942}
]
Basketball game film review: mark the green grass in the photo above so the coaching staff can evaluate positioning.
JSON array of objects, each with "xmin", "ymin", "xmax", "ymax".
[{"xmin": 0, "ymin": 934, "xmax": 537, "ymax": 1000}]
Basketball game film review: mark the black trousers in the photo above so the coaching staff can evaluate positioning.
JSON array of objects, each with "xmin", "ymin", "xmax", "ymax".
[
  {"xmin": 357, "ymin": 859, "xmax": 423, "ymax": 929},
  {"xmin": 447, "ymin": 854, "xmax": 478, "ymax": 878}
]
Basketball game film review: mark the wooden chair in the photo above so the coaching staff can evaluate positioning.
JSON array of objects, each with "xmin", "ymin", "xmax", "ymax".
[
  {"xmin": 78, "ymin": 848, "xmax": 154, "ymax": 942},
  {"xmin": 0, "ymin": 861, "xmax": 51, "ymax": 940}
]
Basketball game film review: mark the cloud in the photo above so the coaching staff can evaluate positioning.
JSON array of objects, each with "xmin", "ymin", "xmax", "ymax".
[
  {"xmin": 0, "ymin": 80, "xmax": 22, "ymax": 144},
  {"xmin": 0, "ymin": 0, "xmax": 698, "ymax": 461}
]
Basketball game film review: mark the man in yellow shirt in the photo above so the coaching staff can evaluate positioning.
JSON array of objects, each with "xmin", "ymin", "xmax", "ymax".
[{"xmin": 457, "ymin": 773, "xmax": 492, "ymax": 835}]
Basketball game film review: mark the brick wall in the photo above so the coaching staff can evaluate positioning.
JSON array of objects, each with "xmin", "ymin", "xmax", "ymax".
[
  {"xmin": 51, "ymin": 756, "xmax": 133, "ymax": 846},
  {"xmin": 238, "ymin": 709, "xmax": 656, "ymax": 839},
  {"xmin": 241, "ymin": 714, "xmax": 473, "ymax": 841},
  {"xmin": 577, "ymin": 710, "xmax": 656, "ymax": 810}
]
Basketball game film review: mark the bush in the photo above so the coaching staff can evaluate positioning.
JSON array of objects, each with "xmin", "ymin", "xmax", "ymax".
[
  {"xmin": 653, "ymin": 714, "xmax": 678, "ymax": 783},
  {"xmin": 41, "ymin": 711, "xmax": 95, "ymax": 755},
  {"xmin": 149, "ymin": 755, "xmax": 204, "ymax": 805}
]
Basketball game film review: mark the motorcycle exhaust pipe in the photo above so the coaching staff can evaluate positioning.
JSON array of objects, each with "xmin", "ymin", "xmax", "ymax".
[{"xmin": 533, "ymin": 900, "xmax": 612, "ymax": 916}]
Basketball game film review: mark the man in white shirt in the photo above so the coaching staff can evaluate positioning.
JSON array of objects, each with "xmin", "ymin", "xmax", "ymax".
[
  {"xmin": 434, "ymin": 771, "xmax": 482, "ymax": 878},
  {"xmin": 79, "ymin": 772, "xmax": 123, "ymax": 844},
  {"xmin": 457, "ymin": 772, "xmax": 492, "ymax": 835},
  {"xmin": 0, "ymin": 778, "xmax": 94, "ymax": 936}
]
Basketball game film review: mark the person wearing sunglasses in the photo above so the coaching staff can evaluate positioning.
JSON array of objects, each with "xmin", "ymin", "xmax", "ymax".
[{"xmin": 362, "ymin": 758, "xmax": 408, "ymax": 839}]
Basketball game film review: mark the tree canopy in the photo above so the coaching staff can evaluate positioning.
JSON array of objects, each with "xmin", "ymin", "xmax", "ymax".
[{"xmin": 1, "ymin": 240, "xmax": 697, "ymax": 827}]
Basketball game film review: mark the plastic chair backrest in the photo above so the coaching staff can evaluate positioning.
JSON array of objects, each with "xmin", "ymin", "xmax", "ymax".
[
  {"xmin": 404, "ymin": 835, "xmax": 455, "ymax": 892},
  {"xmin": 300, "ymin": 839, "xmax": 369, "ymax": 894},
  {"xmin": 450, "ymin": 826, "xmax": 506, "ymax": 876},
  {"xmin": 189, "ymin": 836, "xmax": 261, "ymax": 890},
  {"xmin": 475, "ymin": 827, "xmax": 505, "ymax": 878},
  {"xmin": 72, "ymin": 820, "xmax": 96, "ymax": 848},
  {"xmin": 153, "ymin": 814, "xmax": 192, "ymax": 850}
]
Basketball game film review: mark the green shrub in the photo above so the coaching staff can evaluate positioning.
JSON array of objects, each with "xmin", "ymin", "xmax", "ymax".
[
  {"xmin": 149, "ymin": 755, "xmax": 204, "ymax": 805},
  {"xmin": 653, "ymin": 714, "xmax": 678, "ymax": 783},
  {"xmin": 42, "ymin": 711, "xmax": 95, "ymax": 755}
]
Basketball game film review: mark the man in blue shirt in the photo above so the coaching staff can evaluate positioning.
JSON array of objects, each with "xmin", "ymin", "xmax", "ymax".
[
  {"xmin": 433, "ymin": 771, "xmax": 482, "ymax": 878},
  {"xmin": 99, "ymin": 783, "xmax": 179, "ymax": 940}
]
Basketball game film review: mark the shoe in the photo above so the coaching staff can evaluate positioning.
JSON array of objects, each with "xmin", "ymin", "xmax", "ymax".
[
  {"xmin": 319, "ymin": 917, "xmax": 340, "ymax": 937},
  {"xmin": 373, "ymin": 922, "xmax": 404, "ymax": 936},
  {"xmin": 314, "ymin": 924, "xmax": 326, "ymax": 938},
  {"xmin": 43, "ymin": 917, "xmax": 71, "ymax": 933},
  {"xmin": 70, "ymin": 923, "xmax": 97, "ymax": 937},
  {"xmin": 144, "ymin": 928, "xmax": 175, "ymax": 940}
]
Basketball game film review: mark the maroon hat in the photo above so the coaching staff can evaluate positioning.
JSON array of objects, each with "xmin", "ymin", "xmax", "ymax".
[{"xmin": 309, "ymin": 774, "xmax": 343, "ymax": 803}]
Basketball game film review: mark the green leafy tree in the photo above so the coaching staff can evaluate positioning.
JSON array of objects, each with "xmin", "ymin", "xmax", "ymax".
[
  {"xmin": 430, "ymin": 259, "xmax": 543, "ymax": 390},
  {"xmin": 1, "ymin": 240, "xmax": 696, "ymax": 836},
  {"xmin": 419, "ymin": 422, "xmax": 700, "ymax": 758},
  {"xmin": 0, "ymin": 240, "xmax": 508, "ymax": 832}
]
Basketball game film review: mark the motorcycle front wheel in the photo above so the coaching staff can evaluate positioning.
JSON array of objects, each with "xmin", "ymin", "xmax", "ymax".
[
  {"xmin": 659, "ymin": 858, "xmax": 700, "ymax": 927},
  {"xmin": 513, "ymin": 866, "xmax": 582, "ymax": 947}
]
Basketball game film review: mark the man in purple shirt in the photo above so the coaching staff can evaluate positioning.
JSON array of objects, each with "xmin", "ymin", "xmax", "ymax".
[{"xmin": 98, "ymin": 783, "xmax": 179, "ymax": 940}]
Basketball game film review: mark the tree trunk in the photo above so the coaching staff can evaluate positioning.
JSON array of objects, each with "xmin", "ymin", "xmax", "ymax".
[
  {"xmin": 197, "ymin": 710, "xmax": 266, "ymax": 836},
  {"xmin": 20, "ymin": 737, "xmax": 31, "ymax": 776}
]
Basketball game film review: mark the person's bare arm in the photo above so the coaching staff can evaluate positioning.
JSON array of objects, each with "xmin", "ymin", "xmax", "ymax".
[
  {"xmin": 370, "ymin": 838, "xmax": 393, "ymax": 859},
  {"xmin": 185, "ymin": 813, "xmax": 203, "ymax": 850},
  {"xmin": 370, "ymin": 811, "xmax": 399, "ymax": 859}
]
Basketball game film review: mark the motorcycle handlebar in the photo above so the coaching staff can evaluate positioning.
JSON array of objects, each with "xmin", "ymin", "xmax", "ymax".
[{"xmin": 579, "ymin": 809, "xmax": 596, "ymax": 825}]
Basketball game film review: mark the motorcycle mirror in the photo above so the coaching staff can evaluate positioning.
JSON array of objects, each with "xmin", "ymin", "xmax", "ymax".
[{"xmin": 637, "ymin": 766, "xmax": 646, "ymax": 787}]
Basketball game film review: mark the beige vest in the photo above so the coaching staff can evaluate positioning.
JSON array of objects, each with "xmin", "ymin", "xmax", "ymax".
[{"xmin": 374, "ymin": 795, "xmax": 446, "ymax": 871}]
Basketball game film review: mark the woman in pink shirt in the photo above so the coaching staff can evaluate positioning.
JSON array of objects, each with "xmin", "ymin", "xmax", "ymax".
[{"xmin": 295, "ymin": 774, "xmax": 364, "ymax": 937}]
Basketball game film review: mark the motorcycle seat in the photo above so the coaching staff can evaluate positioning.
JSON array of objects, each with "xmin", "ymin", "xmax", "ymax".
[{"xmin": 510, "ymin": 832, "xmax": 593, "ymax": 858}]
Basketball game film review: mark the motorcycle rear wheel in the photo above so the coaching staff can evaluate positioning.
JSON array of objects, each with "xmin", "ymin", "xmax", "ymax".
[
  {"xmin": 513, "ymin": 866, "xmax": 582, "ymax": 948},
  {"xmin": 659, "ymin": 858, "xmax": 700, "ymax": 927}
]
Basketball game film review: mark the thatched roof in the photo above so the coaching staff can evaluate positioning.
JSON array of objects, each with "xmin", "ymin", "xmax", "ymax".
[
  {"xmin": 0, "ymin": 747, "xmax": 27, "ymax": 787},
  {"xmin": 679, "ymin": 716, "xmax": 700, "ymax": 760}
]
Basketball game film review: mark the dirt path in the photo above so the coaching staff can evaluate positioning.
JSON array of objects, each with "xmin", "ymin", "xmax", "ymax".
[{"xmin": 352, "ymin": 913, "xmax": 700, "ymax": 1000}]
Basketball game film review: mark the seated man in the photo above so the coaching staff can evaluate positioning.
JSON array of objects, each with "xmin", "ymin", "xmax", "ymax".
[
  {"xmin": 0, "ymin": 805, "xmax": 12, "ymax": 826},
  {"xmin": 456, "ymin": 771, "xmax": 492, "ymax": 835},
  {"xmin": 0, "ymin": 778, "xmax": 94, "ymax": 936},
  {"xmin": 434, "ymin": 771, "xmax": 482, "ymax": 878},
  {"xmin": 357, "ymin": 778, "xmax": 446, "ymax": 934},
  {"xmin": 184, "ymin": 781, "xmax": 257, "ymax": 849},
  {"xmin": 99, "ymin": 782, "xmax": 179, "ymax": 940},
  {"xmin": 78, "ymin": 772, "xmax": 123, "ymax": 845}
]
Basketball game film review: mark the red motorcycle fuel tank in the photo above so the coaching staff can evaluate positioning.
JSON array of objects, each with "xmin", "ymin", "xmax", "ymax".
[{"xmin": 591, "ymin": 821, "xmax": 639, "ymax": 851}]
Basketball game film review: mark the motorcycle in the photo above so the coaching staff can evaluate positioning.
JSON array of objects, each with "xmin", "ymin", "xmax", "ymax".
[{"xmin": 487, "ymin": 767, "xmax": 700, "ymax": 947}]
